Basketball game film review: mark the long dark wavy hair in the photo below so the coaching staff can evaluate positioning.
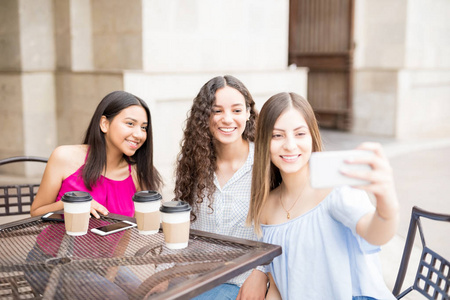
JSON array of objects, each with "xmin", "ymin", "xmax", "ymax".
[
  {"xmin": 82, "ymin": 90, "xmax": 162, "ymax": 191},
  {"xmin": 174, "ymin": 75, "xmax": 258, "ymax": 221}
]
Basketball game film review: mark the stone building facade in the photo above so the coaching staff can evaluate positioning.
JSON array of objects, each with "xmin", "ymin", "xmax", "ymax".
[{"xmin": 1, "ymin": 0, "xmax": 449, "ymax": 200}]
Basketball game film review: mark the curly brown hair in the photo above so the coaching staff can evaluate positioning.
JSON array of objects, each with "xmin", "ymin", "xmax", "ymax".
[{"xmin": 174, "ymin": 75, "xmax": 258, "ymax": 221}]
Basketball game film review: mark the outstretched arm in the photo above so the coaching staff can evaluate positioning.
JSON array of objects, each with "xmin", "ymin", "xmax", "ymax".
[{"xmin": 341, "ymin": 142, "xmax": 400, "ymax": 246}]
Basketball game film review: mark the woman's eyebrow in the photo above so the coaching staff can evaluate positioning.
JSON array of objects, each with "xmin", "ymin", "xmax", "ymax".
[
  {"xmin": 124, "ymin": 117, "xmax": 148, "ymax": 124},
  {"xmin": 212, "ymin": 103, "xmax": 245, "ymax": 108},
  {"xmin": 273, "ymin": 125, "xmax": 307, "ymax": 131}
]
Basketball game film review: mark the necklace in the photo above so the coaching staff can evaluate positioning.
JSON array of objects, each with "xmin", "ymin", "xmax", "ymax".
[{"xmin": 279, "ymin": 184, "xmax": 305, "ymax": 219}]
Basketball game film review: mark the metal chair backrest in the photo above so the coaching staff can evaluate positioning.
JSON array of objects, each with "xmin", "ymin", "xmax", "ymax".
[
  {"xmin": 392, "ymin": 206, "xmax": 450, "ymax": 300},
  {"xmin": 0, "ymin": 156, "xmax": 48, "ymax": 216}
]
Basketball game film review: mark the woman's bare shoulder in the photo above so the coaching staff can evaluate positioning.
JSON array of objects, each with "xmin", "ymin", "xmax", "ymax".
[
  {"xmin": 52, "ymin": 144, "xmax": 86, "ymax": 160},
  {"xmin": 49, "ymin": 145, "xmax": 88, "ymax": 174}
]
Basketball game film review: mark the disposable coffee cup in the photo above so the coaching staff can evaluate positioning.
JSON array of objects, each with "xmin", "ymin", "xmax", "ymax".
[
  {"xmin": 133, "ymin": 190, "xmax": 162, "ymax": 235},
  {"xmin": 160, "ymin": 201, "xmax": 192, "ymax": 249},
  {"xmin": 61, "ymin": 191, "xmax": 92, "ymax": 236}
]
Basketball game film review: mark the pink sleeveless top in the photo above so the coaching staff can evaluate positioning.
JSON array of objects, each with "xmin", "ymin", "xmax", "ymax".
[{"xmin": 56, "ymin": 154, "xmax": 136, "ymax": 217}]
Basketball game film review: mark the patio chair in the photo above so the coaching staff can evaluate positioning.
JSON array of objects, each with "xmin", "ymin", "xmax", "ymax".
[
  {"xmin": 0, "ymin": 156, "xmax": 48, "ymax": 216},
  {"xmin": 0, "ymin": 274, "xmax": 41, "ymax": 299},
  {"xmin": 392, "ymin": 206, "xmax": 450, "ymax": 300}
]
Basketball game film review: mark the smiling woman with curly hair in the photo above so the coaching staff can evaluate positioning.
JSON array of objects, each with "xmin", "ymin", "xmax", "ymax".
[{"xmin": 174, "ymin": 75, "xmax": 267, "ymax": 299}]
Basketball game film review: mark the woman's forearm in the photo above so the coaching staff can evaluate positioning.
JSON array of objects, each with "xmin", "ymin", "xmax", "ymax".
[{"xmin": 30, "ymin": 200, "xmax": 64, "ymax": 217}]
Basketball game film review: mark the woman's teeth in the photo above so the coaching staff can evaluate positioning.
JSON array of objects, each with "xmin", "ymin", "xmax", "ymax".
[
  {"xmin": 281, "ymin": 155, "xmax": 299, "ymax": 161},
  {"xmin": 220, "ymin": 128, "xmax": 235, "ymax": 132}
]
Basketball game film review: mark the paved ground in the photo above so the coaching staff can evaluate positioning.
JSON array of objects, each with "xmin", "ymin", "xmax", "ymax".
[{"xmin": 1, "ymin": 129, "xmax": 449, "ymax": 299}]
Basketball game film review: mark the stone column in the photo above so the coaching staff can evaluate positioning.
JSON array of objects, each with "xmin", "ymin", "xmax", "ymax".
[
  {"xmin": 91, "ymin": 0, "xmax": 143, "ymax": 70},
  {"xmin": 353, "ymin": 0, "xmax": 450, "ymax": 138},
  {"xmin": 0, "ymin": 0, "xmax": 57, "ymax": 176}
]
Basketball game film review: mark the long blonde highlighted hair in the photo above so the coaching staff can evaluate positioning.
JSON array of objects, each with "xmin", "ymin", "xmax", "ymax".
[{"xmin": 246, "ymin": 92, "xmax": 323, "ymax": 237}]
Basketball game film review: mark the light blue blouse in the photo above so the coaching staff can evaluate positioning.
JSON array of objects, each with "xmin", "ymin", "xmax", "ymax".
[{"xmin": 261, "ymin": 186, "xmax": 395, "ymax": 300}]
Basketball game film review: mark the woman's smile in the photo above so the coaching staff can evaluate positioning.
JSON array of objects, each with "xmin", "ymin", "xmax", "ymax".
[
  {"xmin": 219, "ymin": 127, "xmax": 237, "ymax": 134},
  {"xmin": 126, "ymin": 139, "xmax": 139, "ymax": 149},
  {"xmin": 280, "ymin": 154, "xmax": 301, "ymax": 162}
]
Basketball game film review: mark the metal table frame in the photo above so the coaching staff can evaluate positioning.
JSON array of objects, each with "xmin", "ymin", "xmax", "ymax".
[{"xmin": 0, "ymin": 212, "xmax": 281, "ymax": 299}]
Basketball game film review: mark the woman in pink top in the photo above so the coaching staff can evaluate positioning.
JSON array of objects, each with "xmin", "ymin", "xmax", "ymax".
[{"xmin": 30, "ymin": 91, "xmax": 163, "ymax": 218}]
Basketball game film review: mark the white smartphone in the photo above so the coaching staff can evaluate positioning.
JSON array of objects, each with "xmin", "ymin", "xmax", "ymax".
[
  {"xmin": 41, "ymin": 212, "xmax": 65, "ymax": 222},
  {"xmin": 309, "ymin": 150, "xmax": 375, "ymax": 189},
  {"xmin": 91, "ymin": 221, "xmax": 137, "ymax": 236}
]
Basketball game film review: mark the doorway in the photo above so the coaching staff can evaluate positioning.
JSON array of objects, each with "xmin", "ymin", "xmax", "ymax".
[{"xmin": 289, "ymin": 0, "xmax": 355, "ymax": 130}]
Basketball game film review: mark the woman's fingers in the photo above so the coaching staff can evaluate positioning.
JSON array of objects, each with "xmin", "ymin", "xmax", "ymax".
[
  {"xmin": 341, "ymin": 162, "xmax": 393, "ymax": 183},
  {"xmin": 90, "ymin": 200, "xmax": 109, "ymax": 219},
  {"xmin": 90, "ymin": 207, "xmax": 100, "ymax": 219},
  {"xmin": 342, "ymin": 143, "xmax": 393, "ymax": 183},
  {"xmin": 340, "ymin": 142, "xmax": 397, "ymax": 200},
  {"xmin": 355, "ymin": 142, "xmax": 387, "ymax": 158}
]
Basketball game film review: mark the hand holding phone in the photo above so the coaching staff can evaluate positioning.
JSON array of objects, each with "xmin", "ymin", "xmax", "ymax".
[
  {"xmin": 91, "ymin": 221, "xmax": 137, "ymax": 236},
  {"xmin": 309, "ymin": 150, "xmax": 375, "ymax": 189}
]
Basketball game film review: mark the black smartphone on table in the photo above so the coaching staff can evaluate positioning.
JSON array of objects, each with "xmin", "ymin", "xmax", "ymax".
[{"xmin": 41, "ymin": 212, "xmax": 65, "ymax": 222}]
